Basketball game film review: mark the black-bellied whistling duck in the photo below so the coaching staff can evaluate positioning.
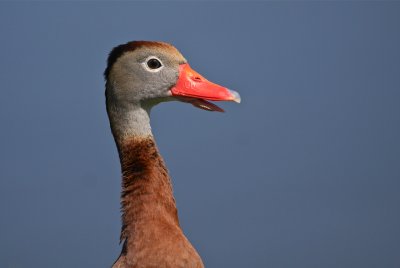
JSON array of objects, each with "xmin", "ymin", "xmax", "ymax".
[{"xmin": 104, "ymin": 41, "xmax": 240, "ymax": 268}]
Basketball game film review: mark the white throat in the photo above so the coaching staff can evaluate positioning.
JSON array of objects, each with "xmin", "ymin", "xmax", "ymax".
[{"xmin": 107, "ymin": 101, "xmax": 153, "ymax": 141}]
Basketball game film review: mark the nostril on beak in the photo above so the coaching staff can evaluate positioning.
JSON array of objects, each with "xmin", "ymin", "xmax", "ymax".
[{"xmin": 193, "ymin": 76, "xmax": 202, "ymax": 82}]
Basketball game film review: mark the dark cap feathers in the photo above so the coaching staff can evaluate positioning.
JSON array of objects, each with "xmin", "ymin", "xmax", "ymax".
[{"xmin": 104, "ymin": 41, "xmax": 176, "ymax": 80}]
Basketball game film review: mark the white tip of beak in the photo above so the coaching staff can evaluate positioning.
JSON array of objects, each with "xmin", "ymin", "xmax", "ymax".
[{"xmin": 228, "ymin": 89, "xmax": 241, "ymax": 103}]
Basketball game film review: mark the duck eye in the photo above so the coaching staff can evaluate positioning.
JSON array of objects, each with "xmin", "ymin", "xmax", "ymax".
[{"xmin": 147, "ymin": 58, "xmax": 162, "ymax": 69}]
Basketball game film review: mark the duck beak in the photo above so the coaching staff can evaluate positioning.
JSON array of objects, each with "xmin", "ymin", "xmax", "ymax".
[{"xmin": 171, "ymin": 63, "xmax": 241, "ymax": 112}]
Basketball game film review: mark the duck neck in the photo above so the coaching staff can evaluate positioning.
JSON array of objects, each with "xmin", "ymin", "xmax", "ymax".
[
  {"xmin": 107, "ymin": 101, "xmax": 181, "ymax": 255},
  {"xmin": 117, "ymin": 136, "xmax": 180, "ymax": 247},
  {"xmin": 107, "ymin": 101, "xmax": 153, "ymax": 140}
]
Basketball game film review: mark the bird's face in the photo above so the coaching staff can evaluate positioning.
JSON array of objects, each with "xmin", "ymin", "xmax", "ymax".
[{"xmin": 106, "ymin": 41, "xmax": 240, "ymax": 112}]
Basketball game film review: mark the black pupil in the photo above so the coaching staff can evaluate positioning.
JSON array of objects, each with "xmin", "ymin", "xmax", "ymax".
[{"xmin": 147, "ymin": 59, "xmax": 162, "ymax": 69}]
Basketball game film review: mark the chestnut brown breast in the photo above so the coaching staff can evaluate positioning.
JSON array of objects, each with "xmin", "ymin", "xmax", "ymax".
[{"xmin": 112, "ymin": 137, "xmax": 204, "ymax": 268}]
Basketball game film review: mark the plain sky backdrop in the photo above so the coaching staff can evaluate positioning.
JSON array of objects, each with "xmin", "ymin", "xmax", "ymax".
[{"xmin": 1, "ymin": 2, "xmax": 399, "ymax": 268}]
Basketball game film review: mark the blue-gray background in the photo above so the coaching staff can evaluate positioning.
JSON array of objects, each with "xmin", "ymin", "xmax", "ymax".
[{"xmin": 1, "ymin": 2, "xmax": 399, "ymax": 268}]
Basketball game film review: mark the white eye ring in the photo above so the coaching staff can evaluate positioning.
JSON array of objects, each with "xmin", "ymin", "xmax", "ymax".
[{"xmin": 142, "ymin": 56, "xmax": 164, "ymax": 72}]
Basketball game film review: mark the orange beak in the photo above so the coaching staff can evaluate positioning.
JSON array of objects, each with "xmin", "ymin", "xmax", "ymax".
[{"xmin": 171, "ymin": 64, "xmax": 240, "ymax": 112}]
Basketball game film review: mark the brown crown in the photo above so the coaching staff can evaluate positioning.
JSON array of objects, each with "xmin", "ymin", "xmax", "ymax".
[{"xmin": 104, "ymin": 41, "xmax": 177, "ymax": 80}]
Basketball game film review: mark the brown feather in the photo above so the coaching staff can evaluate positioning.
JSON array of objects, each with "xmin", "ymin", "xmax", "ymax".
[
  {"xmin": 112, "ymin": 137, "xmax": 204, "ymax": 268},
  {"xmin": 104, "ymin": 41, "xmax": 183, "ymax": 80}
]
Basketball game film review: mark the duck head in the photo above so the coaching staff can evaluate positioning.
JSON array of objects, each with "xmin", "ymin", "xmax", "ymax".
[{"xmin": 105, "ymin": 41, "xmax": 240, "ymax": 113}]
